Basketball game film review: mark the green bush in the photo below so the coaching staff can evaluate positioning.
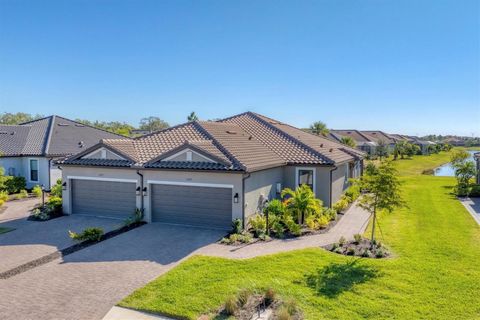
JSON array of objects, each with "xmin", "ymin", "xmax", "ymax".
[
  {"xmin": 333, "ymin": 198, "xmax": 349, "ymax": 213},
  {"xmin": 224, "ymin": 295, "xmax": 238, "ymax": 315},
  {"xmin": 339, "ymin": 236, "xmax": 347, "ymax": 246},
  {"xmin": 284, "ymin": 217, "xmax": 301, "ymax": 236},
  {"xmin": 231, "ymin": 218, "xmax": 243, "ymax": 234},
  {"xmin": 50, "ymin": 179, "xmax": 63, "ymax": 198},
  {"xmin": 69, "ymin": 227, "xmax": 104, "ymax": 242},
  {"xmin": 3, "ymin": 176, "xmax": 26, "ymax": 194},
  {"xmin": 16, "ymin": 189, "xmax": 28, "ymax": 199},
  {"xmin": 0, "ymin": 191, "xmax": 8, "ymax": 202},
  {"xmin": 248, "ymin": 214, "xmax": 266, "ymax": 237},
  {"xmin": 46, "ymin": 196, "xmax": 62, "ymax": 213},
  {"xmin": 31, "ymin": 207, "xmax": 50, "ymax": 221},
  {"xmin": 220, "ymin": 233, "xmax": 252, "ymax": 245},
  {"xmin": 264, "ymin": 199, "xmax": 286, "ymax": 216},
  {"xmin": 0, "ymin": 199, "xmax": 4, "ymax": 207},
  {"xmin": 124, "ymin": 208, "xmax": 144, "ymax": 226},
  {"xmin": 344, "ymin": 185, "xmax": 361, "ymax": 202},
  {"xmin": 353, "ymin": 233, "xmax": 362, "ymax": 244},
  {"xmin": 271, "ymin": 220, "xmax": 285, "ymax": 238},
  {"xmin": 469, "ymin": 184, "xmax": 480, "ymax": 197},
  {"xmin": 324, "ymin": 208, "xmax": 337, "ymax": 221},
  {"xmin": 32, "ymin": 185, "xmax": 42, "ymax": 198}
]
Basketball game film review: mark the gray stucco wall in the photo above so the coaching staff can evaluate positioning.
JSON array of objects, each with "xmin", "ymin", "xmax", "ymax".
[
  {"xmin": 0, "ymin": 156, "xmax": 52, "ymax": 189},
  {"xmin": 244, "ymin": 167, "xmax": 283, "ymax": 219},
  {"xmin": 61, "ymin": 166, "xmax": 244, "ymax": 223}
]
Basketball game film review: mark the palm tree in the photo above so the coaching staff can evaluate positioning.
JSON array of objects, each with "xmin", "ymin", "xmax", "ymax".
[
  {"xmin": 341, "ymin": 136, "xmax": 356, "ymax": 148},
  {"xmin": 187, "ymin": 112, "xmax": 199, "ymax": 122},
  {"xmin": 281, "ymin": 184, "xmax": 323, "ymax": 224},
  {"xmin": 309, "ymin": 121, "xmax": 329, "ymax": 136}
]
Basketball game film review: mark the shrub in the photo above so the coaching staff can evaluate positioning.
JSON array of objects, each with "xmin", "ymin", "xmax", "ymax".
[
  {"xmin": 248, "ymin": 214, "xmax": 266, "ymax": 237},
  {"xmin": 284, "ymin": 218, "xmax": 301, "ymax": 236},
  {"xmin": 347, "ymin": 247, "xmax": 355, "ymax": 255},
  {"xmin": 0, "ymin": 191, "xmax": 8, "ymax": 202},
  {"xmin": 16, "ymin": 189, "xmax": 28, "ymax": 199},
  {"xmin": 124, "ymin": 208, "xmax": 144, "ymax": 226},
  {"xmin": 276, "ymin": 306, "xmax": 292, "ymax": 320},
  {"xmin": 223, "ymin": 295, "xmax": 238, "ymax": 316},
  {"xmin": 376, "ymin": 248, "xmax": 385, "ymax": 258},
  {"xmin": 333, "ymin": 246, "xmax": 343, "ymax": 254},
  {"xmin": 324, "ymin": 208, "xmax": 337, "ymax": 221},
  {"xmin": 469, "ymin": 184, "xmax": 480, "ymax": 197},
  {"xmin": 264, "ymin": 288, "xmax": 276, "ymax": 305},
  {"xmin": 271, "ymin": 220, "xmax": 285, "ymax": 238},
  {"xmin": 264, "ymin": 199, "xmax": 286, "ymax": 216},
  {"xmin": 32, "ymin": 185, "xmax": 42, "ymax": 198},
  {"xmin": 353, "ymin": 233, "xmax": 362, "ymax": 244},
  {"xmin": 69, "ymin": 227, "xmax": 104, "ymax": 242},
  {"xmin": 220, "ymin": 233, "xmax": 252, "ymax": 245},
  {"xmin": 339, "ymin": 236, "xmax": 347, "ymax": 246},
  {"xmin": 50, "ymin": 179, "xmax": 63, "ymax": 198},
  {"xmin": 333, "ymin": 198, "xmax": 349, "ymax": 213},
  {"xmin": 362, "ymin": 249, "xmax": 372, "ymax": 258},
  {"xmin": 0, "ymin": 199, "xmax": 4, "ymax": 207},
  {"xmin": 237, "ymin": 288, "xmax": 252, "ymax": 307},
  {"xmin": 231, "ymin": 218, "xmax": 243, "ymax": 234},
  {"xmin": 31, "ymin": 207, "xmax": 50, "ymax": 221},
  {"xmin": 46, "ymin": 196, "xmax": 62, "ymax": 213},
  {"xmin": 305, "ymin": 214, "xmax": 329, "ymax": 230},
  {"xmin": 344, "ymin": 185, "xmax": 361, "ymax": 202},
  {"xmin": 3, "ymin": 176, "xmax": 26, "ymax": 194}
]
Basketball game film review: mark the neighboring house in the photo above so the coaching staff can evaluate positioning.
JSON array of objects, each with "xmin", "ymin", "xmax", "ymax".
[
  {"xmin": 59, "ymin": 112, "xmax": 365, "ymax": 229},
  {"xmin": 0, "ymin": 115, "xmax": 125, "ymax": 189},
  {"xmin": 359, "ymin": 131, "xmax": 397, "ymax": 152},
  {"xmin": 329, "ymin": 130, "xmax": 378, "ymax": 155}
]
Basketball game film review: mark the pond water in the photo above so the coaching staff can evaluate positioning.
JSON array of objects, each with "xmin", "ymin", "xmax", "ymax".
[{"xmin": 434, "ymin": 150, "xmax": 479, "ymax": 176}]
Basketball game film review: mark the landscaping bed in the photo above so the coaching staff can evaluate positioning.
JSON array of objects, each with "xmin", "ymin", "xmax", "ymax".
[{"xmin": 324, "ymin": 235, "xmax": 390, "ymax": 258}]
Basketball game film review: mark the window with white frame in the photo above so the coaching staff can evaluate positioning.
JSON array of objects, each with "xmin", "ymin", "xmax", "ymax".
[
  {"xmin": 296, "ymin": 168, "xmax": 315, "ymax": 192},
  {"xmin": 29, "ymin": 159, "xmax": 39, "ymax": 182}
]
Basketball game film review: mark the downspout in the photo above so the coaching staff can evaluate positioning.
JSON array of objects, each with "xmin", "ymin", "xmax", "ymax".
[
  {"xmin": 47, "ymin": 158, "xmax": 52, "ymax": 190},
  {"xmin": 242, "ymin": 172, "xmax": 251, "ymax": 229},
  {"xmin": 329, "ymin": 166, "xmax": 338, "ymax": 208},
  {"xmin": 136, "ymin": 170, "xmax": 144, "ymax": 213}
]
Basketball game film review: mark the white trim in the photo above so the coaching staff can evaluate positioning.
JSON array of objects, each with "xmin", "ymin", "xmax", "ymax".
[
  {"xmin": 82, "ymin": 147, "xmax": 126, "ymax": 160},
  {"xmin": 147, "ymin": 180, "xmax": 234, "ymax": 189},
  {"xmin": 67, "ymin": 176, "xmax": 137, "ymax": 183},
  {"xmin": 163, "ymin": 148, "xmax": 216, "ymax": 163},
  {"xmin": 28, "ymin": 158, "xmax": 40, "ymax": 183},
  {"xmin": 295, "ymin": 167, "xmax": 316, "ymax": 194}
]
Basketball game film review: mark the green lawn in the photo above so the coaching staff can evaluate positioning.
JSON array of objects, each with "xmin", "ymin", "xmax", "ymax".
[{"xmin": 120, "ymin": 151, "xmax": 480, "ymax": 319}]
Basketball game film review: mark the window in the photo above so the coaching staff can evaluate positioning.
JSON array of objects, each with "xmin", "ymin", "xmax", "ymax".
[
  {"xmin": 29, "ymin": 159, "xmax": 39, "ymax": 182},
  {"xmin": 296, "ymin": 168, "xmax": 315, "ymax": 193}
]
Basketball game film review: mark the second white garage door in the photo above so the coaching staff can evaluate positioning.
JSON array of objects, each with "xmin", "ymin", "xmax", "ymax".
[{"xmin": 151, "ymin": 184, "xmax": 232, "ymax": 229}]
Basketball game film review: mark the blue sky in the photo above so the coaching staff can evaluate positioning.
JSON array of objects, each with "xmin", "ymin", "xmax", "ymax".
[{"xmin": 0, "ymin": 0, "xmax": 478, "ymax": 136}]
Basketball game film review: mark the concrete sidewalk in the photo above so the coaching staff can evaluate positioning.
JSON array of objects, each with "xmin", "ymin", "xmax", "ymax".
[{"xmin": 459, "ymin": 197, "xmax": 480, "ymax": 225}]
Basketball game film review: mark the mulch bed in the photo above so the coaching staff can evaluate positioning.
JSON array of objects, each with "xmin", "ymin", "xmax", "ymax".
[{"xmin": 0, "ymin": 221, "xmax": 146, "ymax": 279}]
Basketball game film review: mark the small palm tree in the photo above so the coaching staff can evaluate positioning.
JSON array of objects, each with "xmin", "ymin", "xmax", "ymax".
[
  {"xmin": 309, "ymin": 121, "xmax": 329, "ymax": 136},
  {"xmin": 281, "ymin": 184, "xmax": 323, "ymax": 224},
  {"xmin": 341, "ymin": 136, "xmax": 356, "ymax": 148},
  {"xmin": 187, "ymin": 112, "xmax": 199, "ymax": 122}
]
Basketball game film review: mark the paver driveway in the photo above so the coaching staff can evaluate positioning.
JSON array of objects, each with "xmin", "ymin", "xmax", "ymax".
[
  {"xmin": 0, "ymin": 200, "xmax": 124, "ymax": 274},
  {"xmin": 0, "ymin": 223, "xmax": 225, "ymax": 320}
]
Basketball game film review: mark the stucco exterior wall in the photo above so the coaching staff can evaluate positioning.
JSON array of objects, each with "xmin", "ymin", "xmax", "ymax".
[
  {"xmin": 0, "ymin": 157, "xmax": 24, "ymax": 177},
  {"xmin": 330, "ymin": 163, "xmax": 349, "ymax": 205},
  {"xmin": 0, "ymin": 157, "xmax": 52, "ymax": 189},
  {"xmin": 61, "ymin": 166, "xmax": 244, "ymax": 223},
  {"xmin": 244, "ymin": 167, "xmax": 284, "ymax": 219}
]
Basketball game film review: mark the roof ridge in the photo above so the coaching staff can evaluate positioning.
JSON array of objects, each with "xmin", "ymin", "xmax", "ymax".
[
  {"xmin": 19, "ymin": 115, "xmax": 52, "ymax": 125},
  {"xmin": 54, "ymin": 115, "xmax": 128, "ymax": 139},
  {"xmin": 134, "ymin": 121, "xmax": 195, "ymax": 141},
  {"xmin": 43, "ymin": 115, "xmax": 55, "ymax": 155},
  {"xmin": 193, "ymin": 122, "xmax": 246, "ymax": 171},
  {"xmin": 245, "ymin": 112, "xmax": 335, "ymax": 165}
]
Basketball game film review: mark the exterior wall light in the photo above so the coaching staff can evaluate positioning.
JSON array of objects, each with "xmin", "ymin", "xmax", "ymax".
[
  {"xmin": 276, "ymin": 182, "xmax": 282, "ymax": 194},
  {"xmin": 142, "ymin": 186, "xmax": 148, "ymax": 196},
  {"xmin": 62, "ymin": 181, "xmax": 67, "ymax": 190},
  {"xmin": 136, "ymin": 186, "xmax": 141, "ymax": 195},
  {"xmin": 233, "ymin": 193, "xmax": 239, "ymax": 203}
]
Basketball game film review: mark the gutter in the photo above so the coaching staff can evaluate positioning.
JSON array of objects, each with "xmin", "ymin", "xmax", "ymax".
[
  {"xmin": 329, "ymin": 166, "xmax": 338, "ymax": 208},
  {"xmin": 241, "ymin": 172, "xmax": 251, "ymax": 229}
]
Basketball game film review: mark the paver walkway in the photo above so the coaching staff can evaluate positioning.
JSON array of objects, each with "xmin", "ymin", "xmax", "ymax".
[{"xmin": 0, "ymin": 202, "xmax": 370, "ymax": 320}]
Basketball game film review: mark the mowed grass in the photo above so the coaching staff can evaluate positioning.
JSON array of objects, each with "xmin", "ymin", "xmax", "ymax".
[{"xmin": 120, "ymin": 151, "xmax": 480, "ymax": 319}]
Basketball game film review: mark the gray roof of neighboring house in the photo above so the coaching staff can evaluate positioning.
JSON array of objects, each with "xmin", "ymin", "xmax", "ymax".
[
  {"xmin": 0, "ymin": 115, "xmax": 125, "ymax": 157},
  {"xmin": 62, "ymin": 112, "xmax": 365, "ymax": 172},
  {"xmin": 329, "ymin": 130, "xmax": 378, "ymax": 147},
  {"xmin": 359, "ymin": 131, "xmax": 397, "ymax": 144}
]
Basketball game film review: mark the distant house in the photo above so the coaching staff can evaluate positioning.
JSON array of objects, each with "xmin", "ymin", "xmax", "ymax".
[
  {"xmin": 329, "ymin": 130, "xmax": 378, "ymax": 155},
  {"xmin": 390, "ymin": 134, "xmax": 435, "ymax": 155},
  {"xmin": 359, "ymin": 131, "xmax": 397, "ymax": 152},
  {"xmin": 0, "ymin": 115, "xmax": 124, "ymax": 189}
]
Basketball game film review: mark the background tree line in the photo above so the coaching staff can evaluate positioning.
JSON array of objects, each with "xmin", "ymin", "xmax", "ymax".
[{"xmin": 0, "ymin": 112, "xmax": 199, "ymax": 137}]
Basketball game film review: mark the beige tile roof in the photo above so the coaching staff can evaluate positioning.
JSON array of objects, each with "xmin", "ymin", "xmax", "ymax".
[
  {"xmin": 360, "ymin": 131, "xmax": 396, "ymax": 144},
  {"xmin": 330, "ymin": 130, "xmax": 374, "ymax": 143},
  {"xmin": 65, "ymin": 112, "xmax": 365, "ymax": 171}
]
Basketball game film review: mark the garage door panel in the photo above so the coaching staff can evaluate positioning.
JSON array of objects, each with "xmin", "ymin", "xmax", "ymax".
[
  {"xmin": 72, "ymin": 179, "xmax": 136, "ymax": 218},
  {"xmin": 151, "ymin": 184, "xmax": 232, "ymax": 229}
]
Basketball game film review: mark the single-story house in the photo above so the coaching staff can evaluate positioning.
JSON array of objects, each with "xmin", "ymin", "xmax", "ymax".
[
  {"xmin": 0, "ymin": 115, "xmax": 124, "ymax": 189},
  {"xmin": 329, "ymin": 130, "xmax": 378, "ymax": 155},
  {"xmin": 359, "ymin": 131, "xmax": 397, "ymax": 152},
  {"xmin": 59, "ymin": 112, "xmax": 365, "ymax": 229}
]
